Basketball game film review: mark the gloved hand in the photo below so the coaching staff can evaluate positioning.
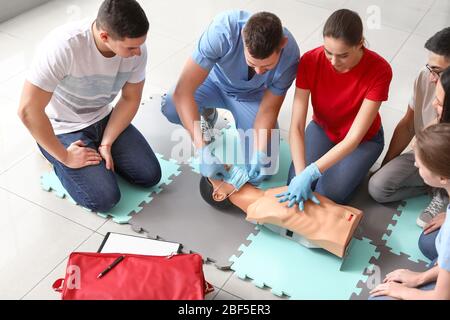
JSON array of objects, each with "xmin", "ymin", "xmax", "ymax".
[
  {"xmin": 248, "ymin": 151, "xmax": 270, "ymax": 186},
  {"xmin": 276, "ymin": 163, "xmax": 322, "ymax": 211},
  {"xmin": 225, "ymin": 165, "xmax": 250, "ymax": 191},
  {"xmin": 197, "ymin": 146, "xmax": 229, "ymax": 180}
]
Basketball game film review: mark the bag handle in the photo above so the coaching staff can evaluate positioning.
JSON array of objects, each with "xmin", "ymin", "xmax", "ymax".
[{"xmin": 52, "ymin": 278, "xmax": 65, "ymax": 293}]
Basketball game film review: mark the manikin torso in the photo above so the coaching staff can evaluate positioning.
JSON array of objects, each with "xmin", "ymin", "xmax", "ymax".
[{"xmin": 209, "ymin": 180, "xmax": 362, "ymax": 258}]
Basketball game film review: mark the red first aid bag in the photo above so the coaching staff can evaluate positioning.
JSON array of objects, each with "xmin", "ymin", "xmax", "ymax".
[{"xmin": 52, "ymin": 252, "xmax": 213, "ymax": 300}]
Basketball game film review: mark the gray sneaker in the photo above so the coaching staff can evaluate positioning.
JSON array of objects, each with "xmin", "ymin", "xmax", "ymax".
[
  {"xmin": 200, "ymin": 108, "xmax": 218, "ymax": 144},
  {"xmin": 417, "ymin": 189, "xmax": 449, "ymax": 228}
]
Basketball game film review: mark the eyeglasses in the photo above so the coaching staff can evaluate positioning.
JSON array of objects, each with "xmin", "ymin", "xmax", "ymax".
[{"xmin": 426, "ymin": 64, "xmax": 443, "ymax": 78}]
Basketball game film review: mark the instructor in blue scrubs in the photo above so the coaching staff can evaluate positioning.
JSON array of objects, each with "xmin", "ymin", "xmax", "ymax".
[{"xmin": 161, "ymin": 10, "xmax": 300, "ymax": 185}]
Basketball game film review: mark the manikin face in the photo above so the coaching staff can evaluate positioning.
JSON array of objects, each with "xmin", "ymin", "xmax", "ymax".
[
  {"xmin": 432, "ymin": 79, "xmax": 445, "ymax": 119},
  {"xmin": 100, "ymin": 31, "xmax": 146, "ymax": 58},
  {"xmin": 414, "ymin": 151, "xmax": 448, "ymax": 189},
  {"xmin": 323, "ymin": 36, "xmax": 363, "ymax": 73},
  {"xmin": 243, "ymin": 37, "xmax": 288, "ymax": 75},
  {"xmin": 426, "ymin": 52, "xmax": 450, "ymax": 84}
]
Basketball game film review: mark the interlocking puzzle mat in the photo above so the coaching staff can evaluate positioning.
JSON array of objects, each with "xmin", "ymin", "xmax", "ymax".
[
  {"xmin": 382, "ymin": 195, "xmax": 432, "ymax": 264},
  {"xmin": 348, "ymin": 178, "xmax": 402, "ymax": 245},
  {"xmin": 129, "ymin": 166, "xmax": 259, "ymax": 269},
  {"xmin": 351, "ymin": 245, "xmax": 429, "ymax": 300},
  {"xmin": 40, "ymin": 153, "xmax": 181, "ymax": 224},
  {"xmin": 229, "ymin": 226, "xmax": 379, "ymax": 300}
]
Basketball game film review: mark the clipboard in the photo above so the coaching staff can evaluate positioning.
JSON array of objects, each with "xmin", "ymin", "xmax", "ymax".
[{"xmin": 98, "ymin": 232, "xmax": 181, "ymax": 256}]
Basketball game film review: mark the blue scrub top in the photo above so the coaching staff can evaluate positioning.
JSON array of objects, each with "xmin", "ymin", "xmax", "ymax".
[
  {"xmin": 436, "ymin": 205, "xmax": 450, "ymax": 272},
  {"xmin": 192, "ymin": 10, "xmax": 300, "ymax": 101}
]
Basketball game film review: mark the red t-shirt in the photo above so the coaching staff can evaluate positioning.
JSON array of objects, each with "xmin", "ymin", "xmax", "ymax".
[{"xmin": 296, "ymin": 46, "xmax": 392, "ymax": 143}]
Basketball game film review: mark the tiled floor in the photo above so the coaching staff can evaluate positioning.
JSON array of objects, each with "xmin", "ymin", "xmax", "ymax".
[{"xmin": 0, "ymin": 0, "xmax": 449, "ymax": 300}]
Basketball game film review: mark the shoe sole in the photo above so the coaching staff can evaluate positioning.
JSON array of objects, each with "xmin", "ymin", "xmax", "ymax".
[{"xmin": 416, "ymin": 216, "xmax": 427, "ymax": 229}]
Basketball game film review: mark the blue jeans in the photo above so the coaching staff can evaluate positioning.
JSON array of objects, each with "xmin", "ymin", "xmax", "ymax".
[
  {"xmin": 287, "ymin": 120, "xmax": 385, "ymax": 204},
  {"xmin": 418, "ymin": 229, "xmax": 439, "ymax": 262},
  {"xmin": 39, "ymin": 114, "xmax": 162, "ymax": 212},
  {"xmin": 161, "ymin": 76, "xmax": 279, "ymax": 166}
]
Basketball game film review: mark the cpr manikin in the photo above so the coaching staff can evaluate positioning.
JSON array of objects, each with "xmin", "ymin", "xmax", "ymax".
[{"xmin": 199, "ymin": 166, "xmax": 363, "ymax": 258}]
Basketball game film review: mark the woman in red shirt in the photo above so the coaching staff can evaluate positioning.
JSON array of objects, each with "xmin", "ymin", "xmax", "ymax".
[{"xmin": 278, "ymin": 9, "xmax": 392, "ymax": 208}]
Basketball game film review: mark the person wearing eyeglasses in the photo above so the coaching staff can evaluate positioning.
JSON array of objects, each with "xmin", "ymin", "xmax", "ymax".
[{"xmin": 369, "ymin": 28, "xmax": 450, "ymax": 228}]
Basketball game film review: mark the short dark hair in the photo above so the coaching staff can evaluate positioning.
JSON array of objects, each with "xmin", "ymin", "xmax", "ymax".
[
  {"xmin": 243, "ymin": 12, "xmax": 284, "ymax": 59},
  {"xmin": 323, "ymin": 9, "xmax": 363, "ymax": 46},
  {"xmin": 425, "ymin": 27, "xmax": 450, "ymax": 60},
  {"xmin": 440, "ymin": 67, "xmax": 450, "ymax": 123},
  {"xmin": 96, "ymin": 0, "xmax": 149, "ymax": 40}
]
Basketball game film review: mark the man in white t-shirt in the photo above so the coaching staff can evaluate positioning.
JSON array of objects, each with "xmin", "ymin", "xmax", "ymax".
[
  {"xmin": 369, "ymin": 27, "xmax": 450, "ymax": 227},
  {"xmin": 18, "ymin": 0, "xmax": 161, "ymax": 212}
]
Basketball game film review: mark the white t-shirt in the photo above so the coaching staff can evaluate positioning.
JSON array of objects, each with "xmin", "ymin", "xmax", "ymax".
[
  {"xmin": 27, "ymin": 19, "xmax": 147, "ymax": 135},
  {"xmin": 409, "ymin": 67, "xmax": 438, "ymax": 135}
]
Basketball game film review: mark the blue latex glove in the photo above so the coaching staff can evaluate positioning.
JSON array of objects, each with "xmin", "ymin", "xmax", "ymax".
[
  {"xmin": 248, "ymin": 151, "xmax": 270, "ymax": 186},
  {"xmin": 196, "ymin": 146, "xmax": 229, "ymax": 180},
  {"xmin": 276, "ymin": 163, "xmax": 322, "ymax": 210},
  {"xmin": 224, "ymin": 165, "xmax": 250, "ymax": 191}
]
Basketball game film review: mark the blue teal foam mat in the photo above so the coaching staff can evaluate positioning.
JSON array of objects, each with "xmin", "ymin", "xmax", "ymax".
[
  {"xmin": 230, "ymin": 226, "xmax": 379, "ymax": 299},
  {"xmin": 189, "ymin": 127, "xmax": 291, "ymax": 190},
  {"xmin": 382, "ymin": 195, "xmax": 432, "ymax": 264},
  {"xmin": 40, "ymin": 153, "xmax": 181, "ymax": 224}
]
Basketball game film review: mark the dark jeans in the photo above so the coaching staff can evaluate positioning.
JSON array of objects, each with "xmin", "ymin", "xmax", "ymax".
[
  {"xmin": 287, "ymin": 121, "xmax": 385, "ymax": 204},
  {"xmin": 39, "ymin": 114, "xmax": 161, "ymax": 212},
  {"xmin": 418, "ymin": 229, "xmax": 439, "ymax": 262}
]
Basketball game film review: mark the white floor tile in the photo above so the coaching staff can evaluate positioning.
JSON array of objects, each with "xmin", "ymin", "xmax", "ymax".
[
  {"xmin": 0, "ymin": 152, "xmax": 107, "ymax": 231},
  {"xmin": 364, "ymin": 25, "xmax": 410, "ymax": 62},
  {"xmin": 0, "ymin": 188, "xmax": 92, "ymax": 299},
  {"xmin": 214, "ymin": 289, "xmax": 242, "ymax": 300},
  {"xmin": 0, "ymin": 32, "xmax": 30, "ymax": 83},
  {"xmin": 0, "ymin": 0, "xmax": 98, "ymax": 42},
  {"xmin": 429, "ymin": 0, "xmax": 450, "ymax": 15},
  {"xmin": 296, "ymin": 0, "xmax": 349, "ymax": 11},
  {"xmin": 203, "ymin": 263, "xmax": 234, "ymax": 289},
  {"xmin": 345, "ymin": 0, "xmax": 432, "ymax": 33},
  {"xmin": 391, "ymin": 34, "xmax": 429, "ymax": 68},
  {"xmin": 0, "ymin": 96, "xmax": 36, "ymax": 173},
  {"xmin": 385, "ymin": 62, "xmax": 421, "ymax": 114},
  {"xmin": 413, "ymin": 11, "xmax": 450, "ymax": 40},
  {"xmin": 146, "ymin": 32, "xmax": 190, "ymax": 72},
  {"xmin": 22, "ymin": 232, "xmax": 104, "ymax": 300},
  {"xmin": 222, "ymin": 274, "xmax": 289, "ymax": 300},
  {"xmin": 146, "ymin": 44, "xmax": 195, "ymax": 91},
  {"xmin": 140, "ymin": 0, "xmax": 254, "ymax": 44},
  {"xmin": 245, "ymin": 0, "xmax": 332, "ymax": 44}
]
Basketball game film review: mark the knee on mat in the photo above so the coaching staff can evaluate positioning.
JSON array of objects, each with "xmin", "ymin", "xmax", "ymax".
[
  {"xmin": 85, "ymin": 187, "xmax": 121, "ymax": 212},
  {"xmin": 135, "ymin": 165, "xmax": 162, "ymax": 188},
  {"xmin": 368, "ymin": 173, "xmax": 391, "ymax": 203},
  {"xmin": 418, "ymin": 232, "xmax": 438, "ymax": 261},
  {"xmin": 160, "ymin": 94, "xmax": 180, "ymax": 124}
]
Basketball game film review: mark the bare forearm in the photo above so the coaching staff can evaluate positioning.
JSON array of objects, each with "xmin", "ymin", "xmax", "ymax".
[
  {"xmin": 101, "ymin": 98, "xmax": 139, "ymax": 146},
  {"xmin": 289, "ymin": 127, "xmax": 306, "ymax": 175},
  {"xmin": 173, "ymin": 93, "xmax": 203, "ymax": 149},
  {"xmin": 315, "ymin": 138, "xmax": 359, "ymax": 173},
  {"xmin": 19, "ymin": 108, "xmax": 67, "ymax": 162},
  {"xmin": 253, "ymin": 110, "xmax": 278, "ymax": 152},
  {"xmin": 381, "ymin": 121, "xmax": 414, "ymax": 166}
]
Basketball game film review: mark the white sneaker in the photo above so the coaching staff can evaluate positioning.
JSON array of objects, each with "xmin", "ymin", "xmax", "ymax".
[
  {"xmin": 417, "ymin": 189, "xmax": 449, "ymax": 228},
  {"xmin": 200, "ymin": 109, "xmax": 218, "ymax": 144}
]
